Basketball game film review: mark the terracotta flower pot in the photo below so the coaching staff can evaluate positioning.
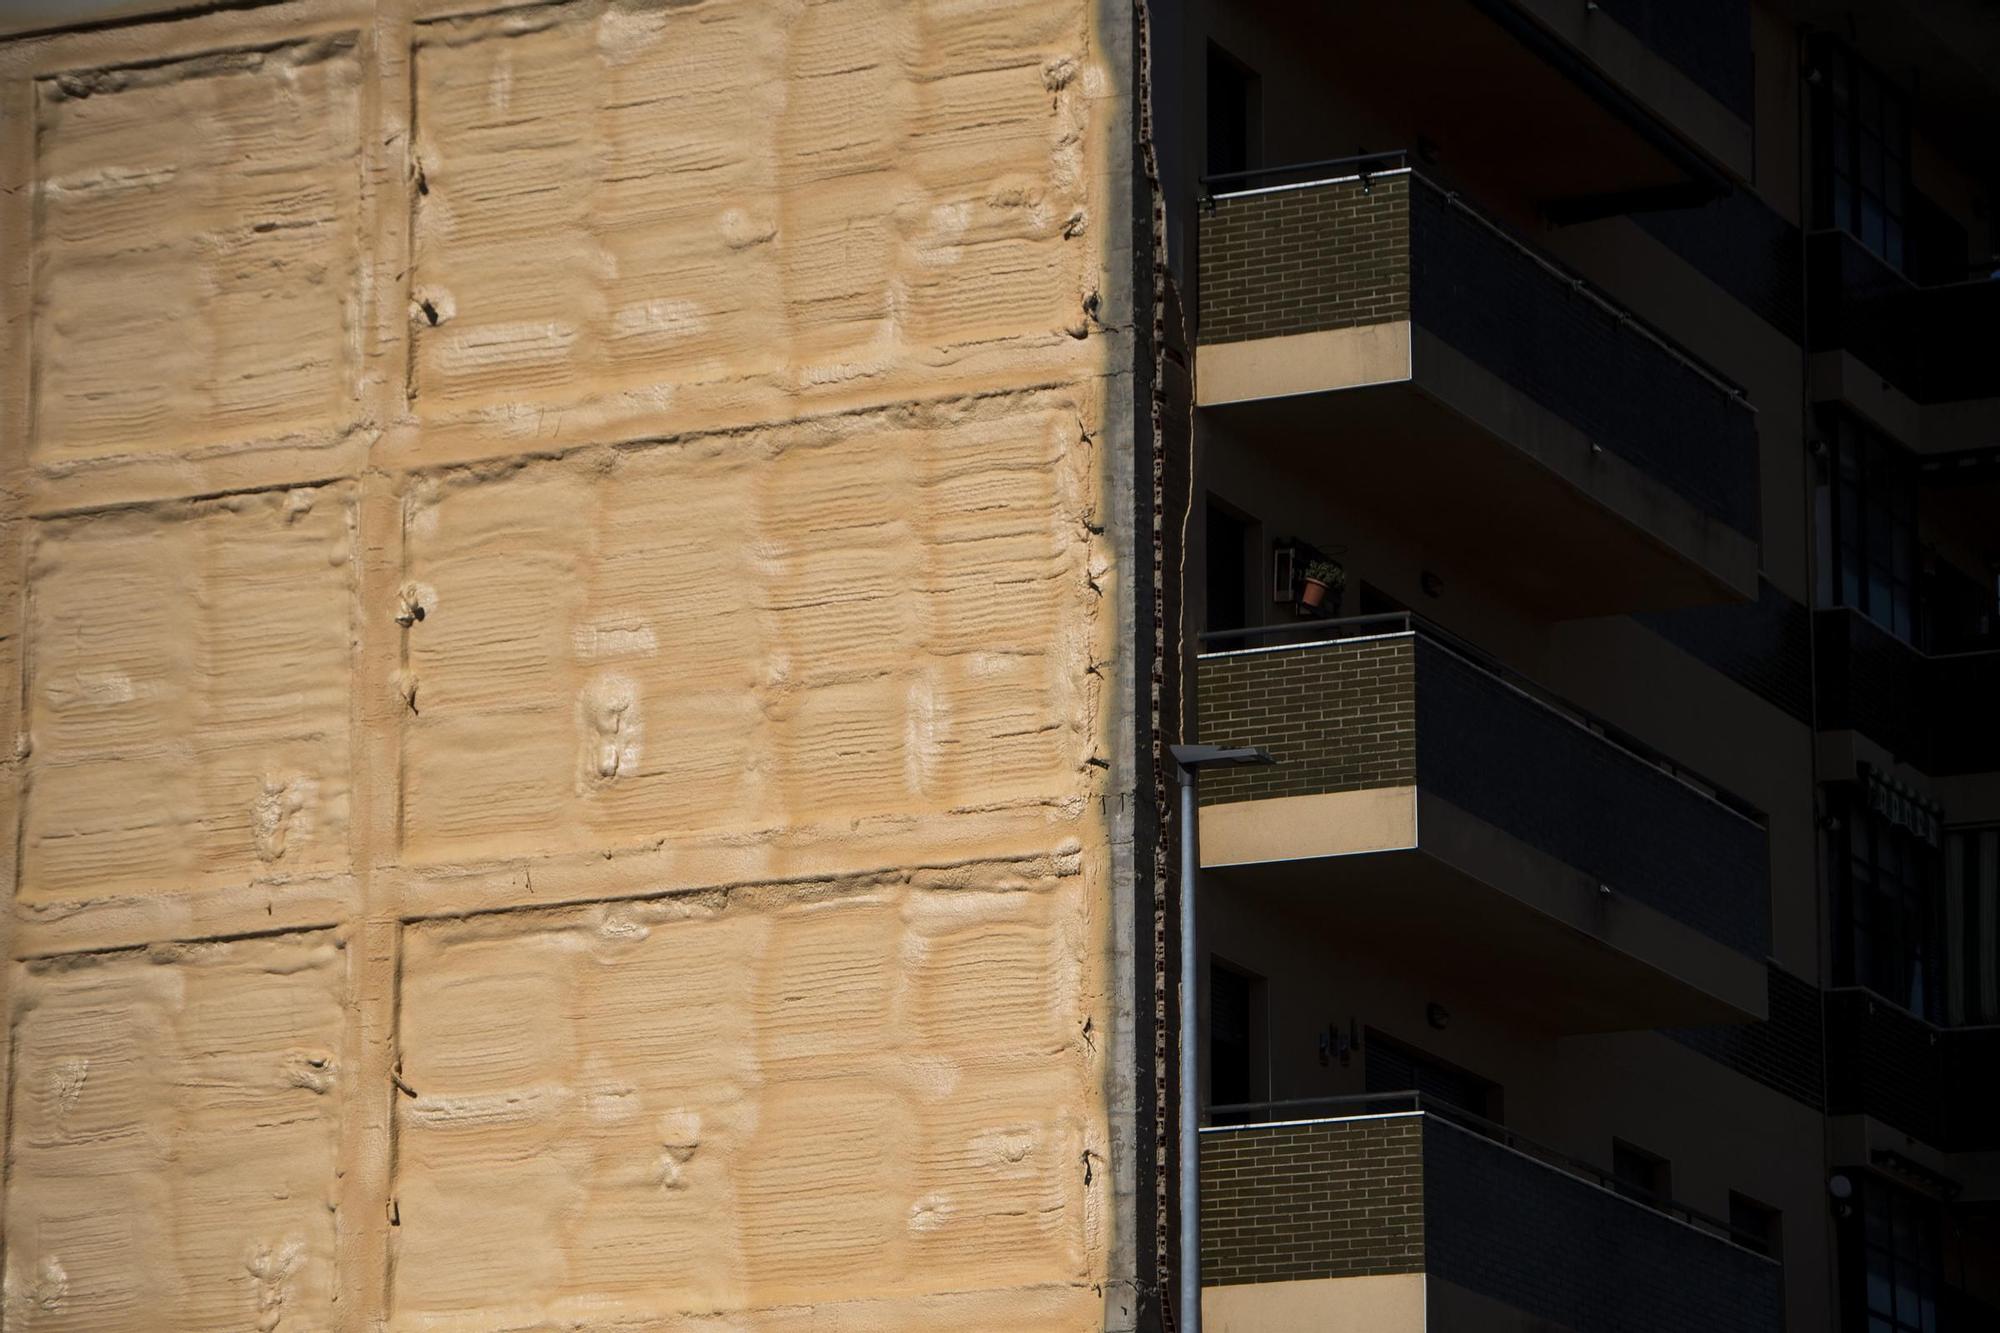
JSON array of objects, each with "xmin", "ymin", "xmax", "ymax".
[{"xmin": 1300, "ymin": 577, "xmax": 1329, "ymax": 608}]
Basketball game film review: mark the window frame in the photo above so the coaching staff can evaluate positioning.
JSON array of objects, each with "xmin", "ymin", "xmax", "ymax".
[
  {"xmin": 1815, "ymin": 40, "xmax": 1912, "ymax": 273},
  {"xmin": 1819, "ymin": 409, "xmax": 1919, "ymax": 644},
  {"xmin": 1846, "ymin": 1176, "xmax": 1943, "ymax": 1333},
  {"xmin": 1834, "ymin": 786, "xmax": 1943, "ymax": 1021},
  {"xmin": 1728, "ymin": 1189, "xmax": 1782, "ymax": 1260},
  {"xmin": 1611, "ymin": 1138, "xmax": 1673, "ymax": 1211}
]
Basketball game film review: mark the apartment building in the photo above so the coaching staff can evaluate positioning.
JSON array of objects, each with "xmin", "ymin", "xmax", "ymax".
[
  {"xmin": 1160, "ymin": 2, "xmax": 2000, "ymax": 1331},
  {"xmin": 1, "ymin": 0, "xmax": 1993, "ymax": 1330}
]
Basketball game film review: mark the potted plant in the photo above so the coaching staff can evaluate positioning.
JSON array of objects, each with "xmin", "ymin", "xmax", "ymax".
[{"xmin": 1301, "ymin": 558, "xmax": 1345, "ymax": 609}]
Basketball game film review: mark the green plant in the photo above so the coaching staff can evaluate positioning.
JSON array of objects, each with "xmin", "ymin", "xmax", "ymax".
[{"xmin": 1303, "ymin": 559, "xmax": 1344, "ymax": 588}]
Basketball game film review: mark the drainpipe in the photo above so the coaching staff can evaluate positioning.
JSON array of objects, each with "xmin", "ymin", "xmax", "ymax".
[{"xmin": 1171, "ymin": 743, "xmax": 1275, "ymax": 1333}]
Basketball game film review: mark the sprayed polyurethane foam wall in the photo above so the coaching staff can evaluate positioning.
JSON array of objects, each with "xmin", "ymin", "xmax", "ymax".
[{"xmin": 0, "ymin": 0, "xmax": 1127, "ymax": 1326}]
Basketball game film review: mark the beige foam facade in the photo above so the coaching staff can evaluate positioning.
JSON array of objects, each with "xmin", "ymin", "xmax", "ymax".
[{"xmin": 0, "ymin": 0, "xmax": 1134, "ymax": 1328}]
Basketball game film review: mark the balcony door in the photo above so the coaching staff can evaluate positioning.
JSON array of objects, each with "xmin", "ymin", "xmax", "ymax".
[{"xmin": 1209, "ymin": 959, "xmax": 1267, "ymax": 1124}]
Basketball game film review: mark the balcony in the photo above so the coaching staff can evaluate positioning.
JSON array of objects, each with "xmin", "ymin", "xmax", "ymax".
[
  {"xmin": 1808, "ymin": 230, "xmax": 2000, "ymax": 449},
  {"xmin": 1218, "ymin": 0, "xmax": 1748, "ymax": 216},
  {"xmin": 1825, "ymin": 989, "xmax": 2000, "ymax": 1155},
  {"xmin": 1813, "ymin": 607, "xmax": 2000, "ymax": 775},
  {"xmin": 1200, "ymin": 1099, "xmax": 1782, "ymax": 1333},
  {"xmin": 1581, "ymin": 0, "xmax": 1753, "ymax": 127},
  {"xmin": 1195, "ymin": 618, "xmax": 1769, "ymax": 1030},
  {"xmin": 1196, "ymin": 165, "xmax": 1759, "ymax": 617}
]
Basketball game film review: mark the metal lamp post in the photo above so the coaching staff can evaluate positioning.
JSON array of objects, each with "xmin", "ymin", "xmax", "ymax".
[{"xmin": 1169, "ymin": 743, "xmax": 1275, "ymax": 1333}]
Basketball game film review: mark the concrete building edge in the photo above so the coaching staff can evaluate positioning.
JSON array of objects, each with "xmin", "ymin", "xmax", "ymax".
[
  {"xmin": 1111, "ymin": 0, "xmax": 1164, "ymax": 1328},
  {"xmin": 1099, "ymin": 0, "xmax": 1159, "ymax": 1324}
]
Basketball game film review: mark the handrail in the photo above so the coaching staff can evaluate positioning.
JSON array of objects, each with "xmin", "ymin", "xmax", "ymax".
[
  {"xmin": 1204, "ymin": 1092, "xmax": 1774, "ymax": 1259},
  {"xmin": 1200, "ymin": 150, "xmax": 1409, "ymax": 194},
  {"xmin": 1196, "ymin": 612, "xmax": 1766, "ymax": 828},
  {"xmin": 1200, "ymin": 155, "xmax": 1754, "ymax": 409},
  {"xmin": 1819, "ymin": 603, "xmax": 2000, "ymax": 665},
  {"xmin": 1811, "ymin": 225, "xmax": 2000, "ymax": 297},
  {"xmin": 1825, "ymin": 984, "xmax": 2000, "ymax": 1037}
]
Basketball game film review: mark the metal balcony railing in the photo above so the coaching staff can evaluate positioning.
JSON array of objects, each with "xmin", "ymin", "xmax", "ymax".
[
  {"xmin": 1196, "ymin": 614, "xmax": 1771, "ymax": 956},
  {"xmin": 1207, "ymin": 1091, "xmax": 1762, "ymax": 1251},
  {"xmin": 1824, "ymin": 987, "xmax": 2000, "ymax": 1153},
  {"xmin": 1813, "ymin": 606, "xmax": 2000, "ymax": 775},
  {"xmin": 1197, "ymin": 161, "xmax": 1760, "ymax": 537},
  {"xmin": 1809, "ymin": 229, "xmax": 2000, "ymax": 405},
  {"xmin": 1199, "ymin": 1095, "xmax": 1783, "ymax": 1331}
]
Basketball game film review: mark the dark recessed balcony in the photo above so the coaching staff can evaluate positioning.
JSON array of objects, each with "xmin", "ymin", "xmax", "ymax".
[
  {"xmin": 1222, "ymin": 0, "xmax": 1749, "ymax": 217},
  {"xmin": 1195, "ymin": 618, "xmax": 1769, "ymax": 1030},
  {"xmin": 1825, "ymin": 988, "xmax": 2000, "ymax": 1154},
  {"xmin": 1813, "ymin": 607, "xmax": 2000, "ymax": 776},
  {"xmin": 1808, "ymin": 230, "xmax": 2000, "ymax": 448},
  {"xmin": 1199, "ymin": 1098, "xmax": 1783, "ymax": 1332},
  {"xmin": 1196, "ymin": 164, "xmax": 1759, "ymax": 618}
]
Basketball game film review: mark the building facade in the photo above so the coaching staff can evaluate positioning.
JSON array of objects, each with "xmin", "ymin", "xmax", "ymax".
[
  {"xmin": 0, "ymin": 0, "xmax": 1150, "ymax": 1328},
  {"xmin": 1161, "ymin": 2, "xmax": 2000, "ymax": 1331},
  {"xmin": 1, "ymin": 0, "xmax": 1996, "ymax": 1331}
]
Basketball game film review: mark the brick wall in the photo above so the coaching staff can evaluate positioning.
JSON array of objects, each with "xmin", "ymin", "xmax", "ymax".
[
  {"xmin": 1198, "ymin": 1114, "xmax": 1425, "ymax": 1287},
  {"xmin": 1425, "ymin": 1118, "xmax": 1783, "ymax": 1333},
  {"xmin": 1195, "ymin": 636, "xmax": 1416, "ymax": 807},
  {"xmin": 1196, "ymin": 174, "xmax": 1411, "ymax": 346},
  {"xmin": 1667, "ymin": 963, "xmax": 1826, "ymax": 1110}
]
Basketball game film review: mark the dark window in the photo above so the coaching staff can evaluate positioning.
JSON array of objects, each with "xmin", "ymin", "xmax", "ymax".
[
  {"xmin": 1204, "ymin": 499, "xmax": 1254, "ymax": 633},
  {"xmin": 1835, "ymin": 790, "xmax": 1941, "ymax": 1020},
  {"xmin": 1612, "ymin": 1139, "xmax": 1672, "ymax": 1209},
  {"xmin": 1945, "ymin": 826, "xmax": 2000, "ymax": 1026},
  {"xmin": 1819, "ymin": 410, "xmax": 1918, "ymax": 643},
  {"xmin": 1208, "ymin": 960, "xmax": 1265, "ymax": 1121},
  {"xmin": 1846, "ymin": 1178, "xmax": 1942, "ymax": 1333},
  {"xmin": 1365, "ymin": 1030, "xmax": 1502, "ymax": 1121},
  {"xmin": 1206, "ymin": 43, "xmax": 1261, "ymax": 180},
  {"xmin": 1729, "ymin": 1191, "xmax": 1782, "ymax": 1258},
  {"xmin": 1814, "ymin": 40, "xmax": 1911, "ymax": 272}
]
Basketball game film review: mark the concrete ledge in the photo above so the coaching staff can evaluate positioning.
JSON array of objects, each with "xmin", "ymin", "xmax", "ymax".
[
  {"xmin": 1199, "ymin": 786, "xmax": 1418, "ymax": 868},
  {"xmin": 1196, "ymin": 322, "xmax": 1413, "ymax": 407},
  {"xmin": 1204, "ymin": 1272, "xmax": 1427, "ymax": 1333}
]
